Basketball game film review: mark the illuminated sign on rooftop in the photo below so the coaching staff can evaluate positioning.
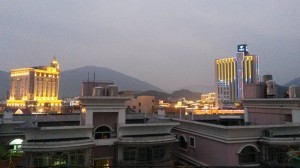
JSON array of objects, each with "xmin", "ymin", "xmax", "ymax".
[{"xmin": 237, "ymin": 44, "xmax": 248, "ymax": 53}]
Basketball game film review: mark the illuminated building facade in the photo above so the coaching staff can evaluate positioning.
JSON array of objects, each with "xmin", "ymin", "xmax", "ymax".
[
  {"xmin": 7, "ymin": 58, "xmax": 62, "ymax": 113},
  {"xmin": 215, "ymin": 45, "xmax": 259, "ymax": 105}
]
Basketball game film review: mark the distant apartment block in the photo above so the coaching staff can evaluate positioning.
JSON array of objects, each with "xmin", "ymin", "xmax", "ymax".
[
  {"xmin": 215, "ymin": 44, "xmax": 259, "ymax": 106},
  {"xmin": 6, "ymin": 58, "xmax": 62, "ymax": 113},
  {"xmin": 125, "ymin": 96, "xmax": 155, "ymax": 113}
]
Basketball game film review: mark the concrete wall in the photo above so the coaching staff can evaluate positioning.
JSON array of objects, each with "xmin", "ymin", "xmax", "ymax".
[
  {"xmin": 244, "ymin": 84, "xmax": 266, "ymax": 99},
  {"xmin": 174, "ymin": 129, "xmax": 258, "ymax": 166},
  {"xmin": 248, "ymin": 107, "xmax": 291, "ymax": 125},
  {"xmin": 93, "ymin": 112, "xmax": 118, "ymax": 131},
  {"xmin": 94, "ymin": 146, "xmax": 115, "ymax": 158}
]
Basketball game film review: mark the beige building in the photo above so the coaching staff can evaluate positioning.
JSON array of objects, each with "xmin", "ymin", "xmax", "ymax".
[
  {"xmin": 125, "ymin": 96, "xmax": 155, "ymax": 113},
  {"xmin": 7, "ymin": 57, "xmax": 62, "ymax": 113}
]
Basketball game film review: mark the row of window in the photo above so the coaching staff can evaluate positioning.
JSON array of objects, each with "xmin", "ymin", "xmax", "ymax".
[
  {"xmin": 123, "ymin": 146, "xmax": 166, "ymax": 162},
  {"xmin": 31, "ymin": 151, "xmax": 85, "ymax": 166}
]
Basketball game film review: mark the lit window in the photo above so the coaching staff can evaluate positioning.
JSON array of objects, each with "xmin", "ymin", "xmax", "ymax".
[
  {"xmin": 94, "ymin": 126, "xmax": 111, "ymax": 139},
  {"xmin": 94, "ymin": 159, "xmax": 111, "ymax": 167},
  {"xmin": 9, "ymin": 138, "xmax": 23, "ymax": 153}
]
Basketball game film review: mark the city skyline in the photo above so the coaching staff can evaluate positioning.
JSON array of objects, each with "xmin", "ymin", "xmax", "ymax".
[{"xmin": 1, "ymin": 0, "xmax": 300, "ymax": 91}]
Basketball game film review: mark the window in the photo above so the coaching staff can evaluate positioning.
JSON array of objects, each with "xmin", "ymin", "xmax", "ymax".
[
  {"xmin": 123, "ymin": 146, "xmax": 166, "ymax": 162},
  {"xmin": 285, "ymin": 114, "xmax": 292, "ymax": 122},
  {"xmin": 124, "ymin": 148, "xmax": 136, "ymax": 161},
  {"xmin": 70, "ymin": 151, "xmax": 84, "ymax": 166},
  {"xmin": 52, "ymin": 152, "xmax": 67, "ymax": 166},
  {"xmin": 94, "ymin": 126, "xmax": 111, "ymax": 139},
  {"xmin": 239, "ymin": 146, "xmax": 259, "ymax": 165},
  {"xmin": 189, "ymin": 137, "xmax": 195, "ymax": 148},
  {"xmin": 179, "ymin": 136, "xmax": 187, "ymax": 149},
  {"xmin": 9, "ymin": 138, "xmax": 23, "ymax": 153},
  {"xmin": 94, "ymin": 159, "xmax": 111, "ymax": 167},
  {"xmin": 138, "ymin": 148, "xmax": 146, "ymax": 161},
  {"xmin": 152, "ymin": 146, "xmax": 166, "ymax": 160}
]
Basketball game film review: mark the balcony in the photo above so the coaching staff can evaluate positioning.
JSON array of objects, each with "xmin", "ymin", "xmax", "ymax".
[
  {"xmin": 119, "ymin": 158, "xmax": 174, "ymax": 167},
  {"xmin": 22, "ymin": 138, "xmax": 94, "ymax": 152},
  {"xmin": 118, "ymin": 134, "xmax": 177, "ymax": 145}
]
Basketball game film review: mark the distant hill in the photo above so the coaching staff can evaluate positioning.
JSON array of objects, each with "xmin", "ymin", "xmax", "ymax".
[
  {"xmin": 135, "ymin": 90, "xmax": 170, "ymax": 100},
  {"xmin": 0, "ymin": 71, "xmax": 10, "ymax": 99},
  {"xmin": 179, "ymin": 84, "xmax": 214, "ymax": 94},
  {"xmin": 285, "ymin": 77, "xmax": 300, "ymax": 87},
  {"xmin": 135, "ymin": 89, "xmax": 202, "ymax": 101},
  {"xmin": 60, "ymin": 66, "xmax": 163, "ymax": 97},
  {"xmin": 0, "ymin": 66, "xmax": 163, "ymax": 99}
]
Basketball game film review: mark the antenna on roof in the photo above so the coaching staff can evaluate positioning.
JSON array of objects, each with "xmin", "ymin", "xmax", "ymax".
[
  {"xmin": 94, "ymin": 72, "xmax": 95, "ymax": 82},
  {"xmin": 88, "ymin": 72, "xmax": 89, "ymax": 82}
]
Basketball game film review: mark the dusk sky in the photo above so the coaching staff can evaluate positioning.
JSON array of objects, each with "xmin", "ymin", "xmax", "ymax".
[{"xmin": 1, "ymin": 0, "xmax": 300, "ymax": 91}]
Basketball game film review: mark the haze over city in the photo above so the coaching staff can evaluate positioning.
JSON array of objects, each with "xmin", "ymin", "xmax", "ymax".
[{"xmin": 1, "ymin": 0, "xmax": 300, "ymax": 91}]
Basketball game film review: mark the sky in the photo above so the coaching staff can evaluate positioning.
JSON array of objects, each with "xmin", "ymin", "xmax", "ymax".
[{"xmin": 1, "ymin": 0, "xmax": 300, "ymax": 92}]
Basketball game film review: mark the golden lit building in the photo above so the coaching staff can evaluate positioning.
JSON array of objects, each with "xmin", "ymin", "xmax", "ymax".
[
  {"xmin": 7, "ymin": 57, "xmax": 62, "ymax": 113},
  {"xmin": 215, "ymin": 45, "xmax": 259, "ymax": 106}
]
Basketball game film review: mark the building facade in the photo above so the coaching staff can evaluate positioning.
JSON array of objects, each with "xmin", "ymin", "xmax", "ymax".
[
  {"xmin": 125, "ymin": 96, "xmax": 155, "ymax": 114},
  {"xmin": 215, "ymin": 45, "xmax": 259, "ymax": 106},
  {"xmin": 1, "ymin": 85, "xmax": 179, "ymax": 167},
  {"xmin": 7, "ymin": 58, "xmax": 62, "ymax": 113},
  {"xmin": 171, "ymin": 117, "xmax": 300, "ymax": 167}
]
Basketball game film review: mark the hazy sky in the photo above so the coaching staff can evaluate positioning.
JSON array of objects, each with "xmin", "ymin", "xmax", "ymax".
[{"xmin": 1, "ymin": 0, "xmax": 300, "ymax": 91}]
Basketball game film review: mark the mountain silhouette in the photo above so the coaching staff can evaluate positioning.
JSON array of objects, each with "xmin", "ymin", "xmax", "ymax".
[
  {"xmin": 285, "ymin": 77, "xmax": 300, "ymax": 87},
  {"xmin": 60, "ymin": 66, "xmax": 163, "ymax": 97}
]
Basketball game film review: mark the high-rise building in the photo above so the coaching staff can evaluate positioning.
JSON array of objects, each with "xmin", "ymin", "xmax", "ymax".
[
  {"xmin": 215, "ymin": 44, "xmax": 259, "ymax": 106},
  {"xmin": 7, "ymin": 57, "xmax": 62, "ymax": 113}
]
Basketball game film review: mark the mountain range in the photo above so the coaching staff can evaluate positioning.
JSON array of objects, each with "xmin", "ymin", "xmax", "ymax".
[
  {"xmin": 60, "ymin": 66, "xmax": 163, "ymax": 97},
  {"xmin": 135, "ymin": 89, "xmax": 202, "ymax": 101},
  {"xmin": 284, "ymin": 77, "xmax": 300, "ymax": 87}
]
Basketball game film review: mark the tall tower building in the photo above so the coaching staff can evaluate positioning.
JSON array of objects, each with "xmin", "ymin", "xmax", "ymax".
[
  {"xmin": 7, "ymin": 57, "xmax": 62, "ymax": 113},
  {"xmin": 215, "ymin": 44, "xmax": 259, "ymax": 106}
]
